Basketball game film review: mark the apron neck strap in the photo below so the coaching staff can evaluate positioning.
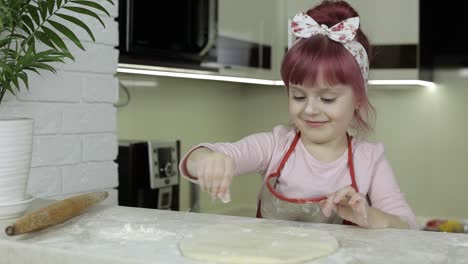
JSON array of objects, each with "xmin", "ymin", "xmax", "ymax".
[
  {"xmin": 346, "ymin": 133, "xmax": 358, "ymax": 191},
  {"xmin": 275, "ymin": 131, "xmax": 301, "ymax": 173},
  {"xmin": 275, "ymin": 131, "xmax": 358, "ymax": 191}
]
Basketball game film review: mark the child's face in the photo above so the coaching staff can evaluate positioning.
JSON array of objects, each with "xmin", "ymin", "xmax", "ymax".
[{"xmin": 288, "ymin": 81, "xmax": 357, "ymax": 144}]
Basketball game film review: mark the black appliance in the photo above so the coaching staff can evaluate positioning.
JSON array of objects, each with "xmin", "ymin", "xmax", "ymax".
[
  {"xmin": 119, "ymin": 0, "xmax": 217, "ymax": 69},
  {"xmin": 118, "ymin": 0, "xmax": 271, "ymax": 70},
  {"xmin": 116, "ymin": 140, "xmax": 180, "ymax": 210},
  {"xmin": 420, "ymin": 1, "xmax": 468, "ymax": 78}
]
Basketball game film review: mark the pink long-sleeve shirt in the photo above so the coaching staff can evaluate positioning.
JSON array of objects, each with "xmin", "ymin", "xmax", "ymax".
[{"xmin": 180, "ymin": 125, "xmax": 419, "ymax": 229}]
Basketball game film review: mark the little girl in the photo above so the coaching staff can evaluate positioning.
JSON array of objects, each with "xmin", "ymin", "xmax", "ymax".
[{"xmin": 179, "ymin": 0, "xmax": 418, "ymax": 229}]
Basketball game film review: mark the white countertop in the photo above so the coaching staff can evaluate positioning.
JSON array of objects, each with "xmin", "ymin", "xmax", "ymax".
[{"xmin": 1, "ymin": 200, "xmax": 468, "ymax": 264}]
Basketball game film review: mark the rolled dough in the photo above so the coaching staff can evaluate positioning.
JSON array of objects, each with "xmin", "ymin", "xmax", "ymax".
[{"xmin": 179, "ymin": 223, "xmax": 339, "ymax": 264}]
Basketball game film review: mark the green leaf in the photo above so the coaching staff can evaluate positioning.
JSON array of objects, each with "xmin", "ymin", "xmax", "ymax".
[
  {"xmin": 4, "ymin": 81, "xmax": 14, "ymax": 94},
  {"xmin": 56, "ymin": 13, "xmax": 95, "ymax": 41},
  {"xmin": 27, "ymin": 5, "xmax": 40, "ymax": 25},
  {"xmin": 1, "ymin": 64, "xmax": 12, "ymax": 78},
  {"xmin": 24, "ymin": 67, "xmax": 40, "ymax": 75},
  {"xmin": 0, "ymin": 14, "xmax": 4, "ymax": 31},
  {"xmin": 34, "ymin": 30, "xmax": 57, "ymax": 49},
  {"xmin": 18, "ymin": 72, "xmax": 29, "ymax": 90},
  {"xmin": 11, "ymin": 33, "xmax": 28, "ymax": 39},
  {"xmin": 70, "ymin": 0, "xmax": 109, "ymax": 16},
  {"xmin": 47, "ymin": 0, "xmax": 55, "ymax": 15},
  {"xmin": 11, "ymin": 75, "xmax": 20, "ymax": 91},
  {"xmin": 62, "ymin": 49, "xmax": 74, "ymax": 60},
  {"xmin": 41, "ymin": 25, "xmax": 69, "ymax": 51},
  {"xmin": 38, "ymin": 56, "xmax": 65, "ymax": 63},
  {"xmin": 21, "ymin": 14, "xmax": 35, "ymax": 32},
  {"xmin": 21, "ymin": 43, "xmax": 35, "ymax": 66},
  {"xmin": 39, "ymin": 1, "xmax": 48, "ymax": 21},
  {"xmin": 103, "ymin": 0, "xmax": 114, "ymax": 5},
  {"xmin": 1, "ymin": 48, "xmax": 17, "ymax": 58},
  {"xmin": 63, "ymin": 6, "xmax": 104, "ymax": 27},
  {"xmin": 32, "ymin": 62, "xmax": 57, "ymax": 72},
  {"xmin": 10, "ymin": 0, "xmax": 25, "ymax": 10},
  {"xmin": 0, "ymin": 38, "xmax": 9, "ymax": 49},
  {"xmin": 48, "ymin": 20, "xmax": 84, "ymax": 50},
  {"xmin": 36, "ymin": 50, "xmax": 62, "ymax": 57},
  {"xmin": 20, "ymin": 23, "xmax": 32, "ymax": 34}
]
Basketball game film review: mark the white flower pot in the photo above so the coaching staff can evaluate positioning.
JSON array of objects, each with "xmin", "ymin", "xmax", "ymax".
[{"xmin": 0, "ymin": 118, "xmax": 34, "ymax": 219}]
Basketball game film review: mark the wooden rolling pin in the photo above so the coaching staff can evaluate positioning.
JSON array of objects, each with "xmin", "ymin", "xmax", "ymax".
[{"xmin": 5, "ymin": 191, "xmax": 108, "ymax": 236}]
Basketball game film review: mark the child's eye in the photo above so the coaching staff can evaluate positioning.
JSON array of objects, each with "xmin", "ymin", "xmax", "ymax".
[
  {"xmin": 293, "ymin": 96, "xmax": 306, "ymax": 101},
  {"xmin": 321, "ymin": 98, "xmax": 336, "ymax": 103}
]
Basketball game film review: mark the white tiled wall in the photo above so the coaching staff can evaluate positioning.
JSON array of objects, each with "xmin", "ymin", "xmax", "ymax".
[{"xmin": 0, "ymin": 1, "xmax": 119, "ymax": 205}]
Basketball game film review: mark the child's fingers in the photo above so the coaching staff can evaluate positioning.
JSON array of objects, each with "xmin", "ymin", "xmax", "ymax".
[
  {"xmin": 333, "ymin": 186, "xmax": 356, "ymax": 204},
  {"xmin": 319, "ymin": 198, "xmax": 328, "ymax": 217},
  {"xmin": 321, "ymin": 194, "xmax": 337, "ymax": 217},
  {"xmin": 215, "ymin": 175, "xmax": 230, "ymax": 200},
  {"xmin": 348, "ymin": 192, "xmax": 363, "ymax": 206},
  {"xmin": 349, "ymin": 193, "xmax": 368, "ymax": 218},
  {"xmin": 319, "ymin": 199, "xmax": 327, "ymax": 209},
  {"xmin": 197, "ymin": 162, "xmax": 206, "ymax": 192},
  {"xmin": 209, "ymin": 165, "xmax": 224, "ymax": 197},
  {"xmin": 218, "ymin": 189, "xmax": 231, "ymax": 203},
  {"xmin": 217, "ymin": 158, "xmax": 234, "ymax": 199}
]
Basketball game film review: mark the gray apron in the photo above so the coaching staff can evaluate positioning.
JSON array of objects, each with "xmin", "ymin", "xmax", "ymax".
[{"xmin": 256, "ymin": 131, "xmax": 358, "ymax": 225}]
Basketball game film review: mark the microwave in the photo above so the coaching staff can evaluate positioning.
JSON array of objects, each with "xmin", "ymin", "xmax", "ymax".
[
  {"xmin": 118, "ymin": 0, "xmax": 218, "ymax": 68},
  {"xmin": 118, "ymin": 0, "xmax": 272, "ymax": 71}
]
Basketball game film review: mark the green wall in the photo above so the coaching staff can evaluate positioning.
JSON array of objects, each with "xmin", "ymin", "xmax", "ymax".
[{"xmin": 117, "ymin": 70, "xmax": 468, "ymax": 220}]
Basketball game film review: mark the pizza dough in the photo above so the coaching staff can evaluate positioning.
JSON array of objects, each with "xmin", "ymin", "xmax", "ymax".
[{"xmin": 179, "ymin": 223, "xmax": 339, "ymax": 264}]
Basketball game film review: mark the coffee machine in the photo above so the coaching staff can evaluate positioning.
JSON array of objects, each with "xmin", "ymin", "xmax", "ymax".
[{"xmin": 116, "ymin": 140, "xmax": 180, "ymax": 210}]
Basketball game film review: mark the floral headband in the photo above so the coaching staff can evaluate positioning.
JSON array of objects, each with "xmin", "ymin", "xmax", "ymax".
[{"xmin": 291, "ymin": 13, "xmax": 369, "ymax": 89}]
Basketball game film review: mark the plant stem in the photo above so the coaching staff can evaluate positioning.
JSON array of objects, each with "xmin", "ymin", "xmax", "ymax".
[{"xmin": 0, "ymin": 87, "xmax": 5, "ymax": 104}]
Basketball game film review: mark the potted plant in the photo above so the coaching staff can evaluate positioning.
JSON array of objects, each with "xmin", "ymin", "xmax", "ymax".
[{"xmin": 0, "ymin": 0, "xmax": 113, "ymax": 219}]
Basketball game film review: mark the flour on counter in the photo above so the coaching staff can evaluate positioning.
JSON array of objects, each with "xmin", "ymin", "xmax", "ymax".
[
  {"xmin": 96, "ymin": 223, "xmax": 176, "ymax": 241},
  {"xmin": 40, "ymin": 219, "xmax": 176, "ymax": 242}
]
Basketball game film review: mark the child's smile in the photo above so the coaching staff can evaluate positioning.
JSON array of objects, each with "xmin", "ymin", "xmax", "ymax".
[{"xmin": 288, "ymin": 82, "xmax": 357, "ymax": 145}]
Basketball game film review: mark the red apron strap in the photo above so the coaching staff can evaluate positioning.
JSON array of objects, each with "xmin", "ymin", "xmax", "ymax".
[
  {"xmin": 256, "ymin": 199, "xmax": 262, "ymax": 218},
  {"xmin": 344, "ymin": 133, "xmax": 358, "ymax": 226},
  {"xmin": 257, "ymin": 131, "xmax": 300, "ymax": 218},
  {"xmin": 276, "ymin": 131, "xmax": 301, "ymax": 174},
  {"xmin": 347, "ymin": 133, "xmax": 358, "ymax": 192}
]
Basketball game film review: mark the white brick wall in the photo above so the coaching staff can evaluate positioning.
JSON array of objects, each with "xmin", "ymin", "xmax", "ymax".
[{"xmin": 0, "ymin": 1, "xmax": 119, "ymax": 204}]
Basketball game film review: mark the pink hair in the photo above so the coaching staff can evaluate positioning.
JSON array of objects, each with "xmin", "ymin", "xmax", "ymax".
[{"xmin": 281, "ymin": 0, "xmax": 375, "ymax": 136}]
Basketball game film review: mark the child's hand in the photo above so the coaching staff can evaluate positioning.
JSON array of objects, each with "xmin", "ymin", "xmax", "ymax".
[
  {"xmin": 196, "ymin": 152, "xmax": 235, "ymax": 203},
  {"xmin": 319, "ymin": 186, "xmax": 371, "ymax": 228}
]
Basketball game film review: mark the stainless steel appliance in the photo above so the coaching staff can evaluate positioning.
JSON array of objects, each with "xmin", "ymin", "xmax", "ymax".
[{"xmin": 116, "ymin": 140, "xmax": 180, "ymax": 210}]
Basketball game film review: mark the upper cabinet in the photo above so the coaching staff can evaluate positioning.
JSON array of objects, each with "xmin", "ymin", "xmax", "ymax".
[
  {"xmin": 346, "ymin": 0, "xmax": 418, "ymax": 45},
  {"xmin": 118, "ymin": 0, "xmax": 432, "ymax": 84},
  {"xmin": 283, "ymin": 0, "xmax": 421, "ymax": 81},
  {"xmin": 214, "ymin": 0, "xmax": 285, "ymax": 80}
]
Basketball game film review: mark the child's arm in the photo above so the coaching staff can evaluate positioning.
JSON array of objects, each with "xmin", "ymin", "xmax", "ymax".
[
  {"xmin": 366, "ymin": 206, "xmax": 409, "ymax": 229},
  {"xmin": 179, "ymin": 128, "xmax": 281, "ymax": 201},
  {"xmin": 366, "ymin": 144, "xmax": 418, "ymax": 229}
]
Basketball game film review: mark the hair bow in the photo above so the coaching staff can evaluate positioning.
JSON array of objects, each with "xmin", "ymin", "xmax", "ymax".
[
  {"xmin": 289, "ymin": 12, "xmax": 369, "ymax": 90},
  {"xmin": 291, "ymin": 13, "xmax": 359, "ymax": 43}
]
